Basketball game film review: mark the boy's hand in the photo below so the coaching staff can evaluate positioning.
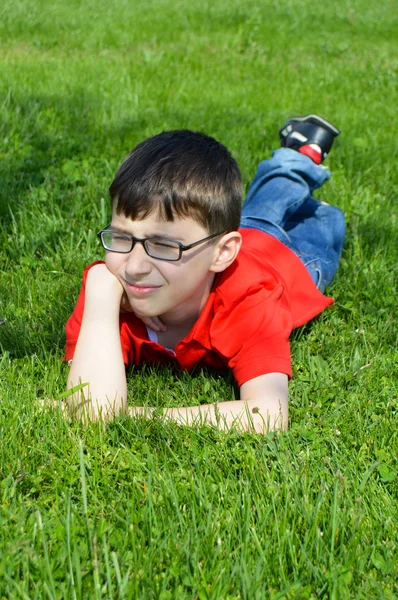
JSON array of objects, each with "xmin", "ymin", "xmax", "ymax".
[{"xmin": 134, "ymin": 314, "xmax": 167, "ymax": 332}]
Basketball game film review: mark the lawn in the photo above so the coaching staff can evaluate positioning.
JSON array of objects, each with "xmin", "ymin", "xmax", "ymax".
[{"xmin": 0, "ymin": 0, "xmax": 397, "ymax": 597}]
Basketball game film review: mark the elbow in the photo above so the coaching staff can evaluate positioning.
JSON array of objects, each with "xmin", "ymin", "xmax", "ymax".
[{"xmin": 66, "ymin": 376, "xmax": 127, "ymax": 422}]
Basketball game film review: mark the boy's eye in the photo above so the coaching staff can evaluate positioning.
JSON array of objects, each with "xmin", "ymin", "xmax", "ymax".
[
  {"xmin": 146, "ymin": 239, "xmax": 180, "ymax": 259},
  {"xmin": 150, "ymin": 240, "xmax": 178, "ymax": 249},
  {"xmin": 102, "ymin": 232, "xmax": 131, "ymax": 250}
]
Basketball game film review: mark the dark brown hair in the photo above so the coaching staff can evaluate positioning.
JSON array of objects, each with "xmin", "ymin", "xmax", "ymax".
[{"xmin": 109, "ymin": 130, "xmax": 242, "ymax": 234}]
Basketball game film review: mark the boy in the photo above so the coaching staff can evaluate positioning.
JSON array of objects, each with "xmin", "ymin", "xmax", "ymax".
[{"xmin": 65, "ymin": 115, "xmax": 345, "ymax": 432}]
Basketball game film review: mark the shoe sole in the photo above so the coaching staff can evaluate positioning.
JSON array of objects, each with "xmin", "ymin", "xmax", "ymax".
[{"xmin": 285, "ymin": 114, "xmax": 340, "ymax": 136}]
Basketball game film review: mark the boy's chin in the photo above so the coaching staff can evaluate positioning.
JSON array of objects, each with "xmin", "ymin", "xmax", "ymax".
[{"xmin": 126, "ymin": 303, "xmax": 160, "ymax": 319}]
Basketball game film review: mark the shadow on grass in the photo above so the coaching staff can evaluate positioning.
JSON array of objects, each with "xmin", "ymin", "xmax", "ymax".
[
  {"xmin": 0, "ymin": 90, "xmax": 261, "ymax": 222},
  {"xmin": 0, "ymin": 92, "xmax": 87, "ymax": 221},
  {"xmin": 355, "ymin": 220, "xmax": 398, "ymax": 263},
  {"xmin": 0, "ymin": 91, "xmax": 159, "ymax": 222}
]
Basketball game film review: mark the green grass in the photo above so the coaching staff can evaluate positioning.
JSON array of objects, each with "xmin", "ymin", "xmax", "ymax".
[{"xmin": 0, "ymin": 0, "xmax": 397, "ymax": 597}]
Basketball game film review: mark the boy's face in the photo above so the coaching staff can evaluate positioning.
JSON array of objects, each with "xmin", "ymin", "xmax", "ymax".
[{"xmin": 105, "ymin": 208, "xmax": 222, "ymax": 325}]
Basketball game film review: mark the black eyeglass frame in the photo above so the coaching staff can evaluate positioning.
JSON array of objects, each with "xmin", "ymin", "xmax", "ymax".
[{"xmin": 97, "ymin": 225, "xmax": 227, "ymax": 262}]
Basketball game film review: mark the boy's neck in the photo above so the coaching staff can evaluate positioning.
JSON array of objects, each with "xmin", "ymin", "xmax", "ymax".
[{"xmin": 159, "ymin": 272, "xmax": 216, "ymax": 330}]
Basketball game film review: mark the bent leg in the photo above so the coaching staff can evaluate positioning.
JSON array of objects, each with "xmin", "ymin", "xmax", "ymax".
[
  {"xmin": 240, "ymin": 148, "xmax": 345, "ymax": 291},
  {"xmin": 241, "ymin": 148, "xmax": 331, "ymax": 229},
  {"xmin": 285, "ymin": 199, "xmax": 346, "ymax": 290},
  {"xmin": 285, "ymin": 197, "xmax": 345, "ymax": 257}
]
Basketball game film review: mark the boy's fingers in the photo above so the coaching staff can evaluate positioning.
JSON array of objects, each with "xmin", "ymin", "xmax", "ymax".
[
  {"xmin": 37, "ymin": 398, "xmax": 69, "ymax": 415},
  {"xmin": 139, "ymin": 315, "xmax": 167, "ymax": 332},
  {"xmin": 37, "ymin": 397, "xmax": 103, "ymax": 424}
]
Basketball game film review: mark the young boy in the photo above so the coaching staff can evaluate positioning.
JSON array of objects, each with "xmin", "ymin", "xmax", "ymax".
[{"xmin": 65, "ymin": 115, "xmax": 345, "ymax": 432}]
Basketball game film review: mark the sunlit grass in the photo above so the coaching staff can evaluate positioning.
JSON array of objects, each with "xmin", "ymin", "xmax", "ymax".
[{"xmin": 0, "ymin": 0, "xmax": 397, "ymax": 597}]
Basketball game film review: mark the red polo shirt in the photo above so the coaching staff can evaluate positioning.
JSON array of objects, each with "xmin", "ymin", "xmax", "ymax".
[{"xmin": 65, "ymin": 228, "xmax": 333, "ymax": 387}]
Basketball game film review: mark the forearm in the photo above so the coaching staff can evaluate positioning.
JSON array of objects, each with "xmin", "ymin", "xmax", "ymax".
[
  {"xmin": 67, "ymin": 267, "xmax": 127, "ymax": 419},
  {"xmin": 166, "ymin": 397, "xmax": 286, "ymax": 432},
  {"xmin": 129, "ymin": 396, "xmax": 287, "ymax": 433}
]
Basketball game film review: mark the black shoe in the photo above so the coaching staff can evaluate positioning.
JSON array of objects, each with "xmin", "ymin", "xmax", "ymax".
[{"xmin": 279, "ymin": 114, "xmax": 340, "ymax": 163}]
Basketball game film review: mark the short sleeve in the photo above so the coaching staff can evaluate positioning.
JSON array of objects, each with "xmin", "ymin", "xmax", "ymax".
[
  {"xmin": 210, "ymin": 284, "xmax": 293, "ymax": 387},
  {"xmin": 64, "ymin": 265, "xmax": 92, "ymax": 362}
]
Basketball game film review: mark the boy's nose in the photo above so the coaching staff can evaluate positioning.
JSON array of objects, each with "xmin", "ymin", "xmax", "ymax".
[{"xmin": 125, "ymin": 242, "xmax": 153, "ymax": 275}]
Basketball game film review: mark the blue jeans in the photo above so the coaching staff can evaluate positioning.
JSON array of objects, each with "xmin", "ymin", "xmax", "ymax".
[{"xmin": 240, "ymin": 148, "xmax": 346, "ymax": 292}]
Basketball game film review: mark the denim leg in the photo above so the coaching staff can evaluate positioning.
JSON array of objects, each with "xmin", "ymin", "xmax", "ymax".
[{"xmin": 240, "ymin": 148, "xmax": 346, "ymax": 292}]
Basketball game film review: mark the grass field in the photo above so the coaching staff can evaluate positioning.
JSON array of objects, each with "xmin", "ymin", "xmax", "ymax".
[{"xmin": 0, "ymin": 0, "xmax": 397, "ymax": 597}]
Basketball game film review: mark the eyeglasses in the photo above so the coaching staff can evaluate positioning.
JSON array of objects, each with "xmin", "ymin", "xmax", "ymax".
[{"xmin": 97, "ymin": 225, "xmax": 226, "ymax": 261}]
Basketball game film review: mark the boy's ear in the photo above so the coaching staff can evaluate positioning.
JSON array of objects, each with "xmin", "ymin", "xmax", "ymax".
[{"xmin": 210, "ymin": 231, "xmax": 242, "ymax": 273}]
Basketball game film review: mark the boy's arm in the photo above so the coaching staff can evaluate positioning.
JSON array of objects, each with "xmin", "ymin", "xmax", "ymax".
[
  {"xmin": 67, "ymin": 263, "xmax": 127, "ymax": 419},
  {"xmin": 65, "ymin": 264, "xmax": 288, "ymax": 431},
  {"xmin": 130, "ymin": 372, "xmax": 288, "ymax": 433}
]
